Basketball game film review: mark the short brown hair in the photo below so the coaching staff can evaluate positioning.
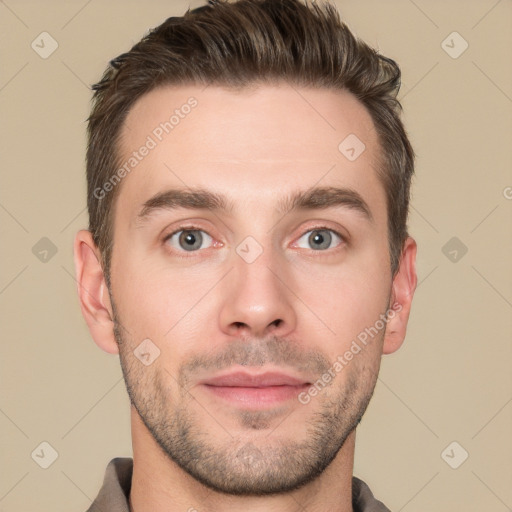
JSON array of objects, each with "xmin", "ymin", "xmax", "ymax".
[{"xmin": 86, "ymin": 0, "xmax": 414, "ymax": 284}]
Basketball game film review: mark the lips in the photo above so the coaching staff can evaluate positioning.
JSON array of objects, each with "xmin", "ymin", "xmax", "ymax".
[
  {"xmin": 202, "ymin": 371, "xmax": 310, "ymax": 388},
  {"xmin": 198, "ymin": 370, "xmax": 311, "ymax": 408}
]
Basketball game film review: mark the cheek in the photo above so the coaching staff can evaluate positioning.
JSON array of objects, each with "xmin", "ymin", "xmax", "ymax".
[
  {"xmin": 291, "ymin": 258, "xmax": 390, "ymax": 356},
  {"xmin": 111, "ymin": 253, "xmax": 220, "ymax": 352}
]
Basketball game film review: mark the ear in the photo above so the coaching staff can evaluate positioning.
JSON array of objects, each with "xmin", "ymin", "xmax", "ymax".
[
  {"xmin": 73, "ymin": 229, "xmax": 119, "ymax": 354},
  {"xmin": 382, "ymin": 236, "xmax": 417, "ymax": 355}
]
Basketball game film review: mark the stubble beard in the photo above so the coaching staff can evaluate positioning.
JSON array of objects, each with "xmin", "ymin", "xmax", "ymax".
[{"xmin": 112, "ymin": 309, "xmax": 382, "ymax": 496}]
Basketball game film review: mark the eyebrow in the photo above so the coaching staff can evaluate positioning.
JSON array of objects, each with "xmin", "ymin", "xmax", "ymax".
[{"xmin": 135, "ymin": 186, "xmax": 373, "ymax": 225}]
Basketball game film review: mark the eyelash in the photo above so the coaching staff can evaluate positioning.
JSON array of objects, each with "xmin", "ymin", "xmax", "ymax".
[{"xmin": 162, "ymin": 224, "xmax": 346, "ymax": 258}]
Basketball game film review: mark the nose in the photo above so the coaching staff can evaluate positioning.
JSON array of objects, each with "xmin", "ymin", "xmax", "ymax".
[{"xmin": 218, "ymin": 246, "xmax": 297, "ymax": 340}]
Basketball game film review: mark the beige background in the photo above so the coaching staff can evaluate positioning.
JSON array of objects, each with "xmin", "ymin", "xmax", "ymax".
[{"xmin": 1, "ymin": 0, "xmax": 511, "ymax": 510}]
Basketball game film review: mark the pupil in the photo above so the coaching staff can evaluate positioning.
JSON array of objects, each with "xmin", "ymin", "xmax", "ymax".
[{"xmin": 313, "ymin": 233, "xmax": 323, "ymax": 244}]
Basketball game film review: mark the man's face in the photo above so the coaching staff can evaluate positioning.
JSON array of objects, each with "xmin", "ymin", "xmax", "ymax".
[{"xmin": 110, "ymin": 83, "xmax": 394, "ymax": 495}]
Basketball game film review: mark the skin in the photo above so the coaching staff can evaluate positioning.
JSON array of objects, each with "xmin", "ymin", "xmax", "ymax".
[{"xmin": 74, "ymin": 83, "xmax": 417, "ymax": 512}]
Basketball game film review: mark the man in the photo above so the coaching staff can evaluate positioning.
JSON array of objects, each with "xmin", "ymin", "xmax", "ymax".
[{"xmin": 74, "ymin": 0, "xmax": 417, "ymax": 510}]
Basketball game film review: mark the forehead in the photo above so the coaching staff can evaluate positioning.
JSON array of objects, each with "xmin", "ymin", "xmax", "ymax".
[{"xmin": 115, "ymin": 83, "xmax": 385, "ymax": 221}]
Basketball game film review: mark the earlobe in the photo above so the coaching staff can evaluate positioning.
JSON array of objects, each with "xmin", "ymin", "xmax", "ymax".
[
  {"xmin": 382, "ymin": 236, "xmax": 418, "ymax": 355},
  {"xmin": 73, "ymin": 229, "xmax": 119, "ymax": 355}
]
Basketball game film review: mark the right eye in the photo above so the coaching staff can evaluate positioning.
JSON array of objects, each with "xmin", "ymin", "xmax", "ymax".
[{"xmin": 163, "ymin": 227, "xmax": 214, "ymax": 253}]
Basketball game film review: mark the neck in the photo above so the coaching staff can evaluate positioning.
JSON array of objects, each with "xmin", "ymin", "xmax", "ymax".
[{"xmin": 128, "ymin": 408, "xmax": 356, "ymax": 512}]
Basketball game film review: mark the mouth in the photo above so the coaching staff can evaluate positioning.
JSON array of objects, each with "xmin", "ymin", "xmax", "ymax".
[{"xmin": 198, "ymin": 370, "xmax": 312, "ymax": 408}]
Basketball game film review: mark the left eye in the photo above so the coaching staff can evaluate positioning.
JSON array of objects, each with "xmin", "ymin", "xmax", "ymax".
[
  {"xmin": 165, "ymin": 229, "xmax": 213, "ymax": 252},
  {"xmin": 295, "ymin": 228, "xmax": 343, "ymax": 251}
]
